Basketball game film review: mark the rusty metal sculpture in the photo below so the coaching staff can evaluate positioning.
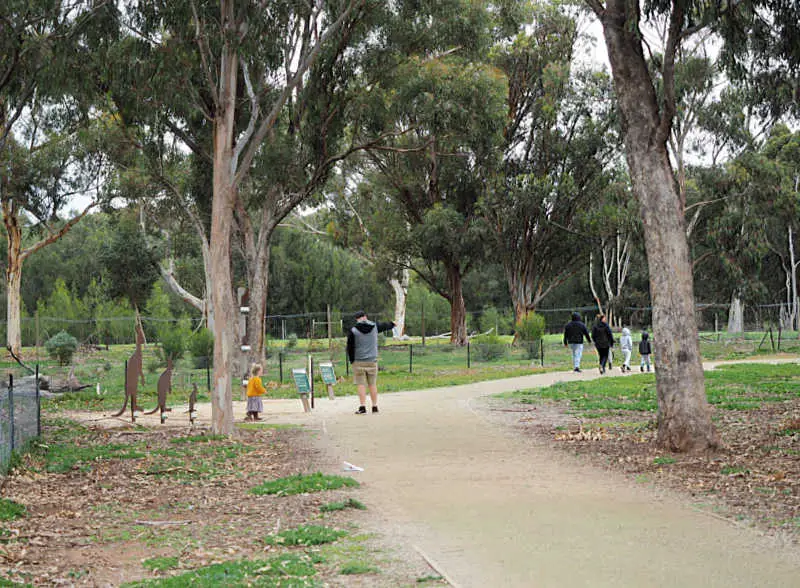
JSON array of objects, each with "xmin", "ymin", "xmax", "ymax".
[
  {"xmin": 187, "ymin": 383, "xmax": 198, "ymax": 424},
  {"xmin": 145, "ymin": 357, "xmax": 173, "ymax": 423},
  {"xmin": 112, "ymin": 329, "xmax": 146, "ymax": 420}
]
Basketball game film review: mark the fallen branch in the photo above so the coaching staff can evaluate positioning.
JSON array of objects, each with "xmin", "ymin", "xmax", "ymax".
[
  {"xmin": 133, "ymin": 520, "xmax": 192, "ymax": 526},
  {"xmin": 5, "ymin": 346, "xmax": 36, "ymax": 375}
]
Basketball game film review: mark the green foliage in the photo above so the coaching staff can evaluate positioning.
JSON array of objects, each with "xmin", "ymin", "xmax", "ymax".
[
  {"xmin": 250, "ymin": 473, "xmax": 359, "ymax": 496},
  {"xmin": 123, "ymin": 554, "xmax": 317, "ymax": 587},
  {"xmin": 320, "ymin": 498, "xmax": 367, "ymax": 513},
  {"xmin": 286, "ymin": 334, "xmax": 298, "ymax": 349},
  {"xmin": 0, "ymin": 499, "xmax": 26, "ymax": 521},
  {"xmin": 99, "ymin": 214, "xmax": 160, "ymax": 311},
  {"xmin": 264, "ymin": 525, "xmax": 347, "ymax": 547},
  {"xmin": 653, "ymin": 456, "xmax": 676, "ymax": 465},
  {"xmin": 471, "ymin": 334, "xmax": 506, "ymax": 361},
  {"xmin": 37, "ymin": 279, "xmax": 90, "ymax": 341},
  {"xmin": 515, "ymin": 312, "xmax": 545, "ymax": 343},
  {"xmin": 45, "ymin": 331, "xmax": 79, "ymax": 365},
  {"xmin": 145, "ymin": 282, "xmax": 173, "ymax": 342},
  {"xmin": 189, "ymin": 328, "xmax": 214, "ymax": 368},
  {"xmin": 158, "ymin": 324, "xmax": 187, "ymax": 363}
]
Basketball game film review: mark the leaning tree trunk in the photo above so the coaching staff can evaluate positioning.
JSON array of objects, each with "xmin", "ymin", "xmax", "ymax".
[
  {"xmin": 4, "ymin": 209, "xmax": 23, "ymax": 356},
  {"xmin": 389, "ymin": 269, "xmax": 409, "ymax": 337},
  {"xmin": 446, "ymin": 263, "xmax": 468, "ymax": 346},
  {"xmin": 599, "ymin": 0, "xmax": 718, "ymax": 452},
  {"xmin": 209, "ymin": 18, "xmax": 239, "ymax": 436}
]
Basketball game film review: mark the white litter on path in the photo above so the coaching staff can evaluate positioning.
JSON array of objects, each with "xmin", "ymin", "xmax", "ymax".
[{"xmin": 343, "ymin": 461, "xmax": 364, "ymax": 472}]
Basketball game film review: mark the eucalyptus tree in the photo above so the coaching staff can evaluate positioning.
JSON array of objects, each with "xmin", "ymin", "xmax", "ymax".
[
  {"xmin": 584, "ymin": 0, "xmax": 799, "ymax": 452},
  {"xmin": 0, "ymin": 1, "xmax": 114, "ymax": 357},
  {"xmin": 112, "ymin": 0, "xmax": 382, "ymax": 433},
  {"xmin": 485, "ymin": 4, "xmax": 618, "ymax": 322}
]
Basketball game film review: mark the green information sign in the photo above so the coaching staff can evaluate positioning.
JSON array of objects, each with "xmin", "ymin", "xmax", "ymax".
[
  {"xmin": 319, "ymin": 363, "xmax": 336, "ymax": 385},
  {"xmin": 292, "ymin": 369, "xmax": 310, "ymax": 394}
]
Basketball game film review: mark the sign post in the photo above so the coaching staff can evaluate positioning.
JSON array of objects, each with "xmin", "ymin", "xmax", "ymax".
[
  {"xmin": 292, "ymin": 368, "xmax": 312, "ymax": 413},
  {"xmin": 319, "ymin": 362, "xmax": 337, "ymax": 400}
]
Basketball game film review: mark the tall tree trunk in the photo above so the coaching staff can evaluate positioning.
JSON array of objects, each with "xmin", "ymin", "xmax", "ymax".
[
  {"xmin": 598, "ymin": 0, "xmax": 718, "ymax": 452},
  {"xmin": 727, "ymin": 294, "xmax": 744, "ymax": 334},
  {"xmin": 389, "ymin": 269, "xmax": 409, "ymax": 337},
  {"xmin": 789, "ymin": 225, "xmax": 798, "ymax": 332},
  {"xmin": 4, "ymin": 205, "xmax": 23, "ymax": 356},
  {"xmin": 246, "ymin": 243, "xmax": 270, "ymax": 368},
  {"xmin": 446, "ymin": 263, "xmax": 468, "ymax": 346},
  {"xmin": 209, "ymin": 8, "xmax": 239, "ymax": 435}
]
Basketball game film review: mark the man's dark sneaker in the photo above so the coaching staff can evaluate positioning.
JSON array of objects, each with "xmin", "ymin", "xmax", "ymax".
[
  {"xmin": 573, "ymin": 368, "xmax": 581, "ymax": 373},
  {"xmin": 355, "ymin": 406, "xmax": 367, "ymax": 415},
  {"xmin": 372, "ymin": 406, "xmax": 379, "ymax": 414},
  {"xmin": 640, "ymin": 366, "xmax": 644, "ymax": 372}
]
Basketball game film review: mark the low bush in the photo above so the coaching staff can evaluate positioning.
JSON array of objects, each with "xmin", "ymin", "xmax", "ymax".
[{"xmin": 45, "ymin": 331, "xmax": 79, "ymax": 365}]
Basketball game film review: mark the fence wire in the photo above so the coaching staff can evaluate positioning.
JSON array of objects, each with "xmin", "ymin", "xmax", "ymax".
[{"xmin": 0, "ymin": 372, "xmax": 41, "ymax": 477}]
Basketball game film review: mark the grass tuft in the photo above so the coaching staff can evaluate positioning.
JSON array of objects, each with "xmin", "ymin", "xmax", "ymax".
[
  {"xmin": 320, "ymin": 498, "xmax": 366, "ymax": 513},
  {"xmin": 0, "ymin": 499, "xmax": 26, "ymax": 521},
  {"xmin": 141, "ymin": 556, "xmax": 180, "ymax": 572},
  {"xmin": 339, "ymin": 562, "xmax": 379, "ymax": 575},
  {"xmin": 250, "ymin": 472, "xmax": 359, "ymax": 496},
  {"xmin": 264, "ymin": 525, "xmax": 346, "ymax": 546},
  {"xmin": 123, "ymin": 554, "xmax": 317, "ymax": 587}
]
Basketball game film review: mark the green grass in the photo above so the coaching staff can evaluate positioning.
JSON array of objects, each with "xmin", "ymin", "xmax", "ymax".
[
  {"xmin": 507, "ymin": 363, "xmax": 800, "ymax": 418},
  {"xmin": 250, "ymin": 473, "xmax": 359, "ymax": 496},
  {"xmin": 0, "ymin": 499, "xmax": 26, "ymax": 521},
  {"xmin": 264, "ymin": 525, "xmax": 347, "ymax": 546},
  {"xmin": 653, "ymin": 456, "xmax": 676, "ymax": 465},
  {"xmin": 339, "ymin": 562, "xmax": 379, "ymax": 575},
  {"xmin": 320, "ymin": 498, "xmax": 366, "ymax": 513},
  {"xmin": 417, "ymin": 575, "xmax": 445, "ymax": 584},
  {"xmin": 721, "ymin": 465, "xmax": 749, "ymax": 475},
  {"xmin": 123, "ymin": 554, "xmax": 318, "ymax": 587},
  {"xmin": 141, "ymin": 557, "xmax": 180, "ymax": 572},
  {"xmin": 169, "ymin": 435, "xmax": 227, "ymax": 444}
]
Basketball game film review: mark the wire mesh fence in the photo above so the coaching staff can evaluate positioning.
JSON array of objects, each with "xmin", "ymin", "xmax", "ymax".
[{"xmin": 0, "ymin": 370, "xmax": 41, "ymax": 477}]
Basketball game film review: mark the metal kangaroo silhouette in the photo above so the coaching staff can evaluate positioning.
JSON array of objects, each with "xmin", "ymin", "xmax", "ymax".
[
  {"xmin": 145, "ymin": 356, "xmax": 173, "ymax": 423},
  {"xmin": 112, "ymin": 329, "xmax": 146, "ymax": 419}
]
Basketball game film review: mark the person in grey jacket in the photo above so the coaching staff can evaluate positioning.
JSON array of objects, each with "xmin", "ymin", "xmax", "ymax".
[{"xmin": 346, "ymin": 311, "xmax": 395, "ymax": 414}]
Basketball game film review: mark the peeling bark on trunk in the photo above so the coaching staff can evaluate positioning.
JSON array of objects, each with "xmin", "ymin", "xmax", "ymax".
[
  {"xmin": 4, "ymin": 207, "xmax": 23, "ymax": 356},
  {"xmin": 727, "ymin": 294, "xmax": 744, "ymax": 334},
  {"xmin": 598, "ymin": 0, "xmax": 718, "ymax": 452},
  {"xmin": 446, "ymin": 263, "xmax": 468, "ymax": 346},
  {"xmin": 389, "ymin": 269, "xmax": 409, "ymax": 337},
  {"xmin": 245, "ymin": 244, "xmax": 270, "ymax": 369},
  {"xmin": 209, "ymin": 14, "xmax": 238, "ymax": 436}
]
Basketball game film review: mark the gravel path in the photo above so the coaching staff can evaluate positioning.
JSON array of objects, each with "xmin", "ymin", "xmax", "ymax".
[{"xmin": 201, "ymin": 362, "xmax": 800, "ymax": 587}]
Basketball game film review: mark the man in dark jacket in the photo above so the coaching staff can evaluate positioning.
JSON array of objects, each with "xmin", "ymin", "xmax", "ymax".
[
  {"xmin": 591, "ymin": 314, "xmax": 615, "ymax": 374},
  {"xmin": 563, "ymin": 312, "xmax": 592, "ymax": 372},
  {"xmin": 347, "ymin": 311, "xmax": 395, "ymax": 414}
]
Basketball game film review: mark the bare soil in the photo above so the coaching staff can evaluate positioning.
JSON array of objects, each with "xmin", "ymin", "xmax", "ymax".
[
  {"xmin": 478, "ymin": 392, "xmax": 800, "ymax": 540},
  {"xmin": 0, "ymin": 418, "xmax": 441, "ymax": 586}
]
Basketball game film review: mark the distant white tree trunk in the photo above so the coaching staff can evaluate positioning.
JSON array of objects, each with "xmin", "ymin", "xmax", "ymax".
[
  {"xmin": 389, "ymin": 269, "xmax": 409, "ymax": 337},
  {"xmin": 789, "ymin": 225, "xmax": 799, "ymax": 332},
  {"xmin": 727, "ymin": 294, "xmax": 744, "ymax": 334}
]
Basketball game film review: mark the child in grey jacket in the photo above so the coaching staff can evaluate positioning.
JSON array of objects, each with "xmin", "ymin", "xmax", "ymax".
[{"xmin": 620, "ymin": 328, "xmax": 633, "ymax": 372}]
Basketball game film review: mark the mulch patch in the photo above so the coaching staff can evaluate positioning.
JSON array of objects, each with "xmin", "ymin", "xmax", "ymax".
[
  {"xmin": 0, "ymin": 420, "xmax": 371, "ymax": 586},
  {"xmin": 503, "ymin": 400, "xmax": 799, "ymax": 540}
]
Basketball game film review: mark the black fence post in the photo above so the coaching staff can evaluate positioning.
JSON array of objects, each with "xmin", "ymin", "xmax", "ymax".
[
  {"xmin": 310, "ymin": 356, "xmax": 315, "ymax": 409},
  {"xmin": 36, "ymin": 364, "xmax": 41, "ymax": 438},
  {"xmin": 409, "ymin": 344, "xmax": 413, "ymax": 374},
  {"xmin": 345, "ymin": 349, "xmax": 349, "ymax": 376},
  {"xmin": 279, "ymin": 352, "xmax": 284, "ymax": 383},
  {"xmin": 467, "ymin": 342, "xmax": 471, "ymax": 368},
  {"xmin": 540, "ymin": 339, "xmax": 544, "ymax": 367},
  {"xmin": 8, "ymin": 374, "xmax": 14, "ymax": 452}
]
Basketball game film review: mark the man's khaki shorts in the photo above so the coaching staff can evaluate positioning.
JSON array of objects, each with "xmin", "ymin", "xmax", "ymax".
[{"xmin": 352, "ymin": 361, "xmax": 378, "ymax": 386}]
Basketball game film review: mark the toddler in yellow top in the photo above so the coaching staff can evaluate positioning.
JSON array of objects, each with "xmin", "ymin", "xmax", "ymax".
[{"xmin": 245, "ymin": 363, "xmax": 266, "ymax": 421}]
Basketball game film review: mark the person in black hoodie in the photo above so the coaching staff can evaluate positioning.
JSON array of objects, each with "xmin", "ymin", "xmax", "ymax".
[
  {"xmin": 639, "ymin": 331, "xmax": 652, "ymax": 372},
  {"xmin": 347, "ymin": 311, "xmax": 395, "ymax": 414},
  {"xmin": 591, "ymin": 314, "xmax": 614, "ymax": 374},
  {"xmin": 563, "ymin": 312, "xmax": 592, "ymax": 372}
]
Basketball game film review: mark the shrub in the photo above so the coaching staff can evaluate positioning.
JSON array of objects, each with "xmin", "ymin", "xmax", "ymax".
[
  {"xmin": 286, "ymin": 333, "xmax": 298, "ymax": 349},
  {"xmin": 159, "ymin": 324, "xmax": 187, "ymax": 363},
  {"xmin": 471, "ymin": 334, "xmax": 506, "ymax": 362},
  {"xmin": 45, "ymin": 331, "xmax": 79, "ymax": 366},
  {"xmin": 515, "ymin": 311, "xmax": 546, "ymax": 343},
  {"xmin": 189, "ymin": 328, "xmax": 214, "ymax": 368}
]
